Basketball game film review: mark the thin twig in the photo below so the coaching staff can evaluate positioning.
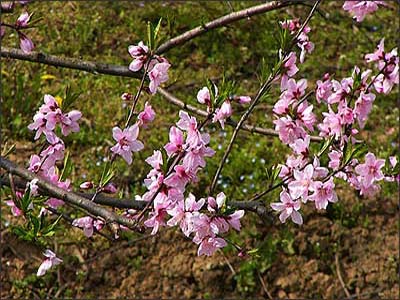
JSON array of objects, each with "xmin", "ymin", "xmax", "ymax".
[
  {"xmin": 335, "ymin": 251, "xmax": 351, "ymax": 298},
  {"xmin": 208, "ymin": 0, "xmax": 322, "ymax": 194},
  {"xmin": 257, "ymin": 270, "xmax": 273, "ymax": 300}
]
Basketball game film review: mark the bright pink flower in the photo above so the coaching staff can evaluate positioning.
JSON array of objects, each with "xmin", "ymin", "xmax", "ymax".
[
  {"xmin": 270, "ymin": 190, "xmax": 303, "ymax": 225},
  {"xmin": 144, "ymin": 203, "xmax": 169, "ymax": 235},
  {"xmin": 45, "ymin": 198, "xmax": 65, "ymax": 209},
  {"xmin": 296, "ymin": 102, "xmax": 315, "ymax": 131},
  {"xmin": 164, "ymin": 126, "xmax": 184, "ymax": 157},
  {"xmin": 288, "ymin": 164, "xmax": 314, "ymax": 201},
  {"xmin": 281, "ymin": 52, "xmax": 299, "ymax": 90},
  {"xmin": 19, "ymin": 32, "xmax": 34, "ymax": 53},
  {"xmin": 355, "ymin": 152, "xmax": 385, "ymax": 186},
  {"xmin": 197, "ymin": 237, "xmax": 227, "ymax": 256},
  {"xmin": 37, "ymin": 250, "xmax": 62, "ymax": 277},
  {"xmin": 137, "ymin": 101, "xmax": 155, "ymax": 127},
  {"xmin": 327, "ymin": 77, "xmax": 353, "ymax": 104},
  {"xmin": 110, "ymin": 124, "xmax": 144, "ymax": 164},
  {"xmin": 128, "ymin": 41, "xmax": 149, "ymax": 72},
  {"xmin": 309, "ymin": 178, "xmax": 338, "ymax": 210},
  {"xmin": 281, "ymin": 78, "xmax": 307, "ymax": 100},
  {"xmin": 318, "ymin": 110, "xmax": 343, "ymax": 138},
  {"xmin": 40, "ymin": 137, "xmax": 65, "ymax": 166},
  {"xmin": 148, "ymin": 62, "xmax": 170, "ymax": 94},
  {"xmin": 61, "ymin": 110, "xmax": 82, "ymax": 136},
  {"xmin": 164, "ymin": 165, "xmax": 197, "ymax": 191}
]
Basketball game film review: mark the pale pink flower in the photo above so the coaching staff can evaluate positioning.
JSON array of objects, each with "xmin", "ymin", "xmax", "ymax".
[
  {"xmin": 19, "ymin": 33, "xmax": 34, "ymax": 53},
  {"xmin": 164, "ymin": 165, "xmax": 197, "ymax": 191},
  {"xmin": 103, "ymin": 182, "xmax": 118, "ymax": 194},
  {"xmin": 270, "ymin": 190, "xmax": 303, "ymax": 225},
  {"xmin": 148, "ymin": 62, "xmax": 170, "ymax": 94},
  {"xmin": 197, "ymin": 237, "xmax": 227, "ymax": 256},
  {"xmin": 16, "ymin": 11, "xmax": 31, "ymax": 28},
  {"xmin": 80, "ymin": 181, "xmax": 94, "ymax": 189},
  {"xmin": 343, "ymin": 1, "xmax": 385, "ymax": 22},
  {"xmin": 288, "ymin": 164, "xmax": 314, "ymax": 201},
  {"xmin": 365, "ymin": 38, "xmax": 385, "ymax": 63},
  {"xmin": 238, "ymin": 96, "xmax": 251, "ymax": 104},
  {"xmin": 227, "ymin": 210, "xmax": 245, "ymax": 231},
  {"xmin": 355, "ymin": 152, "xmax": 385, "ymax": 186},
  {"xmin": 197, "ymin": 87, "xmax": 211, "ymax": 107},
  {"xmin": 309, "ymin": 178, "xmax": 338, "ymax": 210},
  {"xmin": 72, "ymin": 216, "xmax": 103, "ymax": 237},
  {"xmin": 328, "ymin": 150, "xmax": 342, "ymax": 170},
  {"xmin": 354, "ymin": 92, "xmax": 375, "ymax": 128},
  {"xmin": 37, "ymin": 250, "xmax": 62, "ymax": 277},
  {"xmin": 137, "ymin": 101, "xmax": 155, "ymax": 127},
  {"xmin": 5, "ymin": 200, "xmax": 22, "ymax": 217},
  {"xmin": 315, "ymin": 74, "xmax": 333, "ymax": 103},
  {"xmin": 212, "ymin": 100, "xmax": 232, "ymax": 129},
  {"xmin": 110, "ymin": 124, "xmax": 144, "ymax": 164},
  {"xmin": 289, "ymin": 136, "xmax": 310, "ymax": 156},
  {"xmin": 274, "ymin": 116, "xmax": 306, "ymax": 145},
  {"xmin": 128, "ymin": 41, "xmax": 149, "ymax": 72}
]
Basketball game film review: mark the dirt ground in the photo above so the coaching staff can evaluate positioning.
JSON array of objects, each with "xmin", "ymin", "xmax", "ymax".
[{"xmin": 1, "ymin": 184, "xmax": 398, "ymax": 299}]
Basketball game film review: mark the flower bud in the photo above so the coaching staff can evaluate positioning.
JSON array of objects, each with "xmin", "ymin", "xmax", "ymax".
[
  {"xmin": 102, "ymin": 183, "xmax": 117, "ymax": 194},
  {"xmin": 80, "ymin": 181, "xmax": 94, "ymax": 189},
  {"xmin": 121, "ymin": 92, "xmax": 133, "ymax": 101}
]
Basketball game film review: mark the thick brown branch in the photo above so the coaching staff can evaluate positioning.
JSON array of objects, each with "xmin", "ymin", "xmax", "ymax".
[
  {"xmin": 155, "ymin": 0, "xmax": 297, "ymax": 54},
  {"xmin": 0, "ymin": 156, "xmax": 136, "ymax": 228}
]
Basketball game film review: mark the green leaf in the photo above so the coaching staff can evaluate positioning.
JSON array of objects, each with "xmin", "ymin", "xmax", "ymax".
[
  {"xmin": 100, "ymin": 161, "xmax": 115, "ymax": 187},
  {"xmin": 62, "ymin": 85, "xmax": 81, "ymax": 111},
  {"xmin": 318, "ymin": 137, "xmax": 334, "ymax": 157},
  {"xmin": 59, "ymin": 150, "xmax": 73, "ymax": 181},
  {"xmin": 153, "ymin": 18, "xmax": 163, "ymax": 48}
]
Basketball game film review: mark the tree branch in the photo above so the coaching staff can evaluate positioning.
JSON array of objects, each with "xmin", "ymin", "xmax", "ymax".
[
  {"xmin": 0, "ymin": 156, "xmax": 137, "ymax": 228},
  {"xmin": 0, "ymin": 167, "xmax": 271, "ymax": 219},
  {"xmin": 155, "ymin": 0, "xmax": 298, "ymax": 54},
  {"xmin": 1, "ymin": 47, "xmax": 142, "ymax": 79}
]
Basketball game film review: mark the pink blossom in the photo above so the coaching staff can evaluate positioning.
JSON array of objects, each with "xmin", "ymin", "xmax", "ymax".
[
  {"xmin": 28, "ymin": 112, "xmax": 54, "ymax": 141},
  {"xmin": 19, "ymin": 32, "xmax": 34, "ymax": 53},
  {"xmin": 288, "ymin": 164, "xmax": 314, "ymax": 201},
  {"xmin": 45, "ymin": 198, "xmax": 65, "ymax": 209},
  {"xmin": 238, "ymin": 96, "xmax": 251, "ymax": 104},
  {"xmin": 212, "ymin": 100, "xmax": 232, "ymax": 129},
  {"xmin": 80, "ymin": 181, "xmax": 94, "ymax": 189},
  {"xmin": 365, "ymin": 39, "xmax": 385, "ymax": 63},
  {"xmin": 128, "ymin": 41, "xmax": 149, "ymax": 72},
  {"xmin": 274, "ymin": 116, "xmax": 306, "ymax": 145},
  {"xmin": 72, "ymin": 216, "xmax": 103, "ymax": 237},
  {"xmin": 270, "ymin": 190, "xmax": 303, "ymax": 225},
  {"xmin": 309, "ymin": 178, "xmax": 338, "ymax": 210},
  {"xmin": 121, "ymin": 92, "xmax": 133, "ymax": 101},
  {"xmin": 167, "ymin": 194, "xmax": 205, "ymax": 236},
  {"xmin": 103, "ymin": 183, "xmax": 118, "ymax": 194},
  {"xmin": 227, "ymin": 210, "xmax": 245, "ymax": 231},
  {"xmin": 145, "ymin": 150, "xmax": 163, "ymax": 171},
  {"xmin": 316, "ymin": 74, "xmax": 333, "ymax": 103},
  {"xmin": 164, "ymin": 165, "xmax": 197, "ymax": 191},
  {"xmin": 281, "ymin": 78, "xmax": 307, "ymax": 100},
  {"xmin": 355, "ymin": 152, "xmax": 385, "ymax": 186},
  {"xmin": 164, "ymin": 126, "xmax": 184, "ymax": 157},
  {"xmin": 281, "ymin": 52, "xmax": 299, "ymax": 90},
  {"xmin": 327, "ymin": 77, "xmax": 353, "ymax": 104},
  {"xmin": 197, "ymin": 237, "xmax": 227, "ymax": 256},
  {"xmin": 144, "ymin": 202, "xmax": 169, "ymax": 235},
  {"xmin": 207, "ymin": 192, "xmax": 226, "ymax": 213},
  {"xmin": 197, "ymin": 87, "xmax": 211, "ymax": 107},
  {"xmin": 110, "ymin": 124, "xmax": 144, "ymax": 164},
  {"xmin": 343, "ymin": 1, "xmax": 385, "ymax": 22},
  {"xmin": 148, "ymin": 62, "xmax": 170, "ymax": 94},
  {"xmin": 328, "ymin": 150, "xmax": 342, "ymax": 170},
  {"xmin": 289, "ymin": 136, "xmax": 310, "ymax": 156},
  {"xmin": 354, "ymin": 92, "xmax": 375, "ymax": 128},
  {"xmin": 37, "ymin": 250, "xmax": 62, "ymax": 277},
  {"xmin": 60, "ymin": 110, "xmax": 82, "ymax": 136},
  {"xmin": 296, "ymin": 102, "xmax": 315, "ymax": 131},
  {"xmin": 16, "ymin": 11, "xmax": 31, "ymax": 28},
  {"xmin": 137, "ymin": 101, "xmax": 155, "ymax": 127},
  {"xmin": 5, "ymin": 200, "xmax": 22, "ymax": 217},
  {"xmin": 318, "ymin": 110, "xmax": 343, "ymax": 139}
]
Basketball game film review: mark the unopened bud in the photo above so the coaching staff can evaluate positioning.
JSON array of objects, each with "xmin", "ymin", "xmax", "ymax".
[
  {"xmin": 80, "ymin": 181, "xmax": 94, "ymax": 189},
  {"xmin": 121, "ymin": 92, "xmax": 133, "ymax": 101}
]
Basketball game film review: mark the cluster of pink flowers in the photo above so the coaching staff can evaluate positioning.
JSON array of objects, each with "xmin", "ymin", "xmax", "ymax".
[
  {"xmin": 1, "ymin": 9, "xmax": 35, "ymax": 53},
  {"xmin": 281, "ymin": 19, "xmax": 314, "ymax": 63},
  {"xmin": 270, "ymin": 39, "xmax": 398, "ymax": 225},
  {"xmin": 121, "ymin": 109, "xmax": 245, "ymax": 256},
  {"xmin": 28, "ymin": 94, "xmax": 82, "ymax": 142},
  {"xmin": 196, "ymin": 86, "xmax": 251, "ymax": 129},
  {"xmin": 128, "ymin": 41, "xmax": 171, "ymax": 94},
  {"xmin": 343, "ymin": 1, "xmax": 386, "ymax": 22},
  {"xmin": 72, "ymin": 216, "xmax": 104, "ymax": 238}
]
